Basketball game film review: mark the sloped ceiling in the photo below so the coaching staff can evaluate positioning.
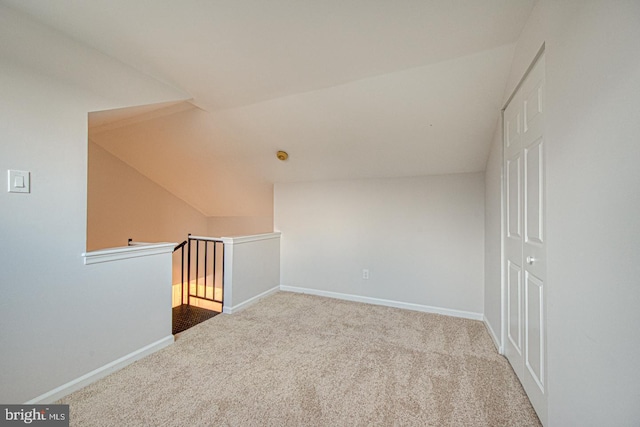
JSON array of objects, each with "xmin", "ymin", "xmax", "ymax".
[{"xmin": 2, "ymin": 0, "xmax": 535, "ymax": 217}]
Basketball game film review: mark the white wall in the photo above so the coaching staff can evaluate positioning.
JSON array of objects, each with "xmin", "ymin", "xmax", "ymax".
[
  {"xmin": 0, "ymin": 5, "xmax": 187, "ymax": 403},
  {"xmin": 275, "ymin": 174, "xmax": 485, "ymax": 316},
  {"xmin": 222, "ymin": 233, "xmax": 281, "ymax": 313},
  {"xmin": 483, "ymin": 121, "xmax": 503, "ymax": 349},
  {"xmin": 484, "ymin": 1, "xmax": 640, "ymax": 424}
]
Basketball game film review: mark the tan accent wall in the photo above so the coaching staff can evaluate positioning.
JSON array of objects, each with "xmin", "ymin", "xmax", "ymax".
[
  {"xmin": 87, "ymin": 140, "xmax": 209, "ymax": 286},
  {"xmin": 207, "ymin": 215, "xmax": 273, "ymax": 238}
]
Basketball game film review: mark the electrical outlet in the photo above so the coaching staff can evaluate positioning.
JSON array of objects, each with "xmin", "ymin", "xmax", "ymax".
[{"xmin": 362, "ymin": 269, "xmax": 369, "ymax": 280}]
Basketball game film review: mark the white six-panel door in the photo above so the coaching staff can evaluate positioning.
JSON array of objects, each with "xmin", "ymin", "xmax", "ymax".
[{"xmin": 504, "ymin": 53, "xmax": 547, "ymax": 425}]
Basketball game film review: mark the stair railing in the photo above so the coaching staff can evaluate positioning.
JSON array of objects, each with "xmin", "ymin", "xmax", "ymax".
[
  {"xmin": 128, "ymin": 236, "xmax": 224, "ymax": 311},
  {"xmin": 173, "ymin": 240, "xmax": 188, "ymax": 305},
  {"xmin": 186, "ymin": 234, "xmax": 224, "ymax": 308}
]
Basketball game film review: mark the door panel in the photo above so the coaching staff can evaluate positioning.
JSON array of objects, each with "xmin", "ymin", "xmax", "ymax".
[
  {"xmin": 525, "ymin": 138, "xmax": 544, "ymax": 244},
  {"xmin": 504, "ymin": 78, "xmax": 524, "ymax": 378},
  {"xmin": 505, "ymin": 108, "xmax": 521, "ymax": 149},
  {"xmin": 507, "ymin": 155, "xmax": 521, "ymax": 238},
  {"xmin": 524, "ymin": 80, "xmax": 543, "ymax": 133},
  {"xmin": 508, "ymin": 261, "xmax": 522, "ymax": 354},
  {"xmin": 525, "ymin": 271, "xmax": 544, "ymax": 390}
]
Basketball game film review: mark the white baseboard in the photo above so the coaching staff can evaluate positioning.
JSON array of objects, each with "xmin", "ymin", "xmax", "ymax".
[
  {"xmin": 280, "ymin": 285, "xmax": 483, "ymax": 321},
  {"xmin": 25, "ymin": 335, "xmax": 174, "ymax": 404},
  {"xmin": 483, "ymin": 315, "xmax": 504, "ymax": 354},
  {"xmin": 223, "ymin": 285, "xmax": 280, "ymax": 314}
]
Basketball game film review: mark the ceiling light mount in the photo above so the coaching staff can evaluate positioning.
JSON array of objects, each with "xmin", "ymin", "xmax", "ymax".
[{"xmin": 277, "ymin": 150, "xmax": 289, "ymax": 161}]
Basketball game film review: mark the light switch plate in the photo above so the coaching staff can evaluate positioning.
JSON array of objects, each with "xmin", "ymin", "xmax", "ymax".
[{"xmin": 8, "ymin": 170, "xmax": 30, "ymax": 193}]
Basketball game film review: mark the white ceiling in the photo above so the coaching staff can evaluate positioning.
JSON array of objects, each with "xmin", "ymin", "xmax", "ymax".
[{"xmin": 3, "ymin": 0, "xmax": 535, "ymax": 216}]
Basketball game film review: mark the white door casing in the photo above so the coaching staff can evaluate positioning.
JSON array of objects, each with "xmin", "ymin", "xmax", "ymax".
[{"xmin": 503, "ymin": 52, "xmax": 547, "ymax": 424}]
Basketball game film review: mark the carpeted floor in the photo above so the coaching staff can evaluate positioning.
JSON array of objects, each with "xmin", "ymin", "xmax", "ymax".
[{"xmin": 58, "ymin": 292, "xmax": 541, "ymax": 426}]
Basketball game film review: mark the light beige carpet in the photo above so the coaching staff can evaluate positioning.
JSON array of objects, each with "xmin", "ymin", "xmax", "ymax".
[{"xmin": 59, "ymin": 292, "xmax": 541, "ymax": 426}]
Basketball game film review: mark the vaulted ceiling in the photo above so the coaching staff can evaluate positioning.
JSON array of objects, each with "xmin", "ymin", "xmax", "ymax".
[{"xmin": 2, "ymin": 0, "xmax": 535, "ymax": 216}]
